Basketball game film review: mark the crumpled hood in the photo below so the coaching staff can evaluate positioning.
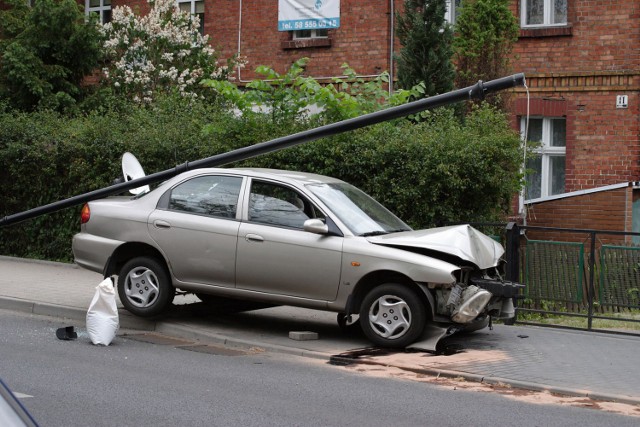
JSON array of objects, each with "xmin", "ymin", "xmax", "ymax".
[{"xmin": 367, "ymin": 224, "xmax": 504, "ymax": 269}]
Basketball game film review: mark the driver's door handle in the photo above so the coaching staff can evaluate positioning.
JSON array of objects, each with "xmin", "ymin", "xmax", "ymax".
[{"xmin": 245, "ymin": 233, "xmax": 264, "ymax": 242}]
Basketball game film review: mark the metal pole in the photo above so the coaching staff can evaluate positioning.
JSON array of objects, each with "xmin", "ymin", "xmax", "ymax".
[
  {"xmin": 505, "ymin": 222, "xmax": 520, "ymax": 282},
  {"xmin": 587, "ymin": 231, "xmax": 597, "ymax": 330},
  {"xmin": 504, "ymin": 222, "xmax": 520, "ymax": 325},
  {"xmin": 0, "ymin": 73, "xmax": 525, "ymax": 228}
]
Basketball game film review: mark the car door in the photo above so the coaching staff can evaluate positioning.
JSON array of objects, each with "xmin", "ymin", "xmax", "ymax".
[
  {"xmin": 235, "ymin": 179, "xmax": 343, "ymax": 301},
  {"xmin": 148, "ymin": 174, "xmax": 244, "ymax": 287}
]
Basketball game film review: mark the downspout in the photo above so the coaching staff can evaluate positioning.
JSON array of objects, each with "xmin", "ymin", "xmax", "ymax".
[
  {"xmin": 389, "ymin": 0, "xmax": 394, "ymax": 95},
  {"xmin": 236, "ymin": 0, "xmax": 243, "ymax": 82}
]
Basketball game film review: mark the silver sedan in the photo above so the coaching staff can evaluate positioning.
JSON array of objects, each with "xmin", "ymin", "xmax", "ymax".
[{"xmin": 73, "ymin": 168, "xmax": 522, "ymax": 348}]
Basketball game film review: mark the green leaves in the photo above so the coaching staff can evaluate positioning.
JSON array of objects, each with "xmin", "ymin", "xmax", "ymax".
[
  {"xmin": 453, "ymin": 0, "xmax": 519, "ymax": 108},
  {"xmin": 0, "ymin": 96, "xmax": 523, "ymax": 261},
  {"xmin": 203, "ymin": 58, "xmax": 416, "ymax": 124},
  {"xmin": 395, "ymin": 0, "xmax": 455, "ymax": 96},
  {"xmin": 0, "ymin": 0, "xmax": 104, "ymax": 112}
]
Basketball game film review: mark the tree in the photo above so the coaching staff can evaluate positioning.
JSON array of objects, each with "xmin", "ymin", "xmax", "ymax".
[
  {"xmin": 395, "ymin": 0, "xmax": 455, "ymax": 96},
  {"xmin": 0, "ymin": 0, "xmax": 30, "ymax": 42},
  {"xmin": 99, "ymin": 0, "xmax": 239, "ymax": 104},
  {"xmin": 0, "ymin": 0, "xmax": 104, "ymax": 111},
  {"xmin": 452, "ymin": 0, "xmax": 519, "ymax": 108}
]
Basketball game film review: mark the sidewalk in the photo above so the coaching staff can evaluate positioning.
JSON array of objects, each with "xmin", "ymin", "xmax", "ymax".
[{"xmin": 1, "ymin": 255, "xmax": 639, "ymax": 405}]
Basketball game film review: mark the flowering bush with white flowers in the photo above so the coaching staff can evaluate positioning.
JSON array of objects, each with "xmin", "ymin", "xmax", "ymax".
[{"xmin": 99, "ymin": 0, "xmax": 239, "ymax": 104}]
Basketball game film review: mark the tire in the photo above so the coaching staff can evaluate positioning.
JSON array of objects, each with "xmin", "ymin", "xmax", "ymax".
[
  {"xmin": 359, "ymin": 283, "xmax": 427, "ymax": 348},
  {"xmin": 117, "ymin": 257, "xmax": 173, "ymax": 317}
]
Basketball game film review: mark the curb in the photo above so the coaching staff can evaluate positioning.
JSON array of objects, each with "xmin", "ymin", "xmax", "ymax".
[
  {"xmin": 0, "ymin": 296, "xmax": 156, "ymax": 330},
  {"xmin": 1, "ymin": 295, "xmax": 639, "ymax": 406},
  {"xmin": 155, "ymin": 322, "xmax": 331, "ymax": 361}
]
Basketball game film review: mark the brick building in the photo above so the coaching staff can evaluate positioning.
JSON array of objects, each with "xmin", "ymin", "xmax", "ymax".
[
  {"xmin": 508, "ymin": 0, "xmax": 640, "ymax": 245},
  {"xmin": 84, "ymin": 0, "xmax": 401, "ymax": 82},
  {"xmin": 11, "ymin": 0, "xmax": 640, "ymax": 239}
]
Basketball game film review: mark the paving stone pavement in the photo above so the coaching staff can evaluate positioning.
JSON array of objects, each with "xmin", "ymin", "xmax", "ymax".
[{"xmin": 1, "ymin": 255, "xmax": 639, "ymax": 405}]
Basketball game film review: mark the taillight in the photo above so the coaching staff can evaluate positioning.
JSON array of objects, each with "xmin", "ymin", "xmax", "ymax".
[{"xmin": 80, "ymin": 203, "xmax": 91, "ymax": 224}]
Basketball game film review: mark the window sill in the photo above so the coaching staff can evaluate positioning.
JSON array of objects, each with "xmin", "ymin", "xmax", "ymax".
[
  {"xmin": 519, "ymin": 24, "xmax": 572, "ymax": 38},
  {"xmin": 281, "ymin": 38, "xmax": 332, "ymax": 49}
]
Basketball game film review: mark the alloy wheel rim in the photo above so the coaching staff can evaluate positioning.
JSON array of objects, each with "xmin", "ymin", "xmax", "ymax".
[
  {"xmin": 124, "ymin": 267, "xmax": 160, "ymax": 308},
  {"xmin": 368, "ymin": 295, "xmax": 411, "ymax": 339}
]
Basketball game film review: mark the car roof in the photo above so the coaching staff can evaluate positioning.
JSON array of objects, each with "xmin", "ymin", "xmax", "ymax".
[{"xmin": 178, "ymin": 167, "xmax": 345, "ymax": 186}]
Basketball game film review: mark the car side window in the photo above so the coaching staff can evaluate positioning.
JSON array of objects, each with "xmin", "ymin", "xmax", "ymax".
[
  {"xmin": 169, "ymin": 175, "xmax": 242, "ymax": 219},
  {"xmin": 249, "ymin": 181, "xmax": 323, "ymax": 229}
]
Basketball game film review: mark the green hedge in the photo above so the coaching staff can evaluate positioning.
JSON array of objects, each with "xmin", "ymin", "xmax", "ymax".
[{"xmin": 0, "ymin": 100, "xmax": 522, "ymax": 262}]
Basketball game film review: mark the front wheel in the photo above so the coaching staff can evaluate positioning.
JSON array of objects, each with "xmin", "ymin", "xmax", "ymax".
[
  {"xmin": 359, "ymin": 284, "xmax": 427, "ymax": 348},
  {"xmin": 117, "ymin": 257, "xmax": 173, "ymax": 317}
]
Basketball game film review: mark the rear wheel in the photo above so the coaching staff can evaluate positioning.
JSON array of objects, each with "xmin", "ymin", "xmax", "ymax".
[
  {"xmin": 359, "ymin": 283, "xmax": 426, "ymax": 348},
  {"xmin": 117, "ymin": 257, "xmax": 173, "ymax": 317}
]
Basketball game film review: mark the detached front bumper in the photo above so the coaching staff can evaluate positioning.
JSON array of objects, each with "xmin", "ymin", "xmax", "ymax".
[
  {"xmin": 471, "ymin": 277, "xmax": 525, "ymax": 320},
  {"xmin": 470, "ymin": 277, "xmax": 525, "ymax": 299}
]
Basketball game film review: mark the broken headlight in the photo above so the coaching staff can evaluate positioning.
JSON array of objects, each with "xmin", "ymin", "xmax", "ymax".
[{"xmin": 451, "ymin": 285, "xmax": 492, "ymax": 323}]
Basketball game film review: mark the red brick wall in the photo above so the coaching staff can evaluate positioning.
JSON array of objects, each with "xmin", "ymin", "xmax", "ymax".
[
  {"xmin": 120, "ymin": 0, "xmax": 150, "ymax": 14},
  {"xmin": 512, "ymin": 1, "xmax": 640, "ymax": 74},
  {"xmin": 513, "ymin": 88, "xmax": 640, "ymax": 193},
  {"xmin": 524, "ymin": 185, "xmax": 634, "ymax": 242},
  {"xmin": 209, "ymin": 0, "xmax": 398, "ymax": 81},
  {"xmin": 93, "ymin": 0, "xmax": 401, "ymax": 81},
  {"xmin": 510, "ymin": 1, "xmax": 640, "ymax": 195}
]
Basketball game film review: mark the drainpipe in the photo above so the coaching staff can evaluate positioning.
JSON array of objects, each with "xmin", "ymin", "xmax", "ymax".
[
  {"xmin": 236, "ymin": 0, "xmax": 243, "ymax": 82},
  {"xmin": 388, "ymin": 0, "xmax": 394, "ymax": 95}
]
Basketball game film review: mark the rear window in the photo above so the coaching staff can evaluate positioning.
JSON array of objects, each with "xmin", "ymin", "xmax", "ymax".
[{"xmin": 168, "ymin": 175, "xmax": 243, "ymax": 219}]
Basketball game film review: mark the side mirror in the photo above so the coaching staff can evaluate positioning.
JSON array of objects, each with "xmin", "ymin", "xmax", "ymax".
[{"xmin": 303, "ymin": 219, "xmax": 329, "ymax": 235}]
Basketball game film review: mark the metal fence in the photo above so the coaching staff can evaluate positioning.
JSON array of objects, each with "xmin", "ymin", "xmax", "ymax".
[{"xmin": 471, "ymin": 223, "xmax": 640, "ymax": 336}]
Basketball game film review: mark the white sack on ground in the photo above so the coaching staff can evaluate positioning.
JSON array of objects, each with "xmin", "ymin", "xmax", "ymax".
[{"xmin": 86, "ymin": 277, "xmax": 119, "ymax": 346}]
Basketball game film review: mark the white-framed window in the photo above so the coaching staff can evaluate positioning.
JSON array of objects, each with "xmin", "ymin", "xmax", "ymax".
[
  {"xmin": 521, "ymin": 0, "xmax": 567, "ymax": 27},
  {"xmin": 523, "ymin": 117, "xmax": 566, "ymax": 200},
  {"xmin": 293, "ymin": 29, "xmax": 329, "ymax": 39},
  {"xmin": 177, "ymin": 0, "xmax": 205, "ymax": 35},
  {"xmin": 445, "ymin": 0, "xmax": 463, "ymax": 25},
  {"xmin": 85, "ymin": 0, "xmax": 111, "ymax": 24}
]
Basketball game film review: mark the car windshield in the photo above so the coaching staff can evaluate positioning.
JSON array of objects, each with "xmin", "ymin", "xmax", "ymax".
[{"xmin": 306, "ymin": 182, "xmax": 411, "ymax": 236}]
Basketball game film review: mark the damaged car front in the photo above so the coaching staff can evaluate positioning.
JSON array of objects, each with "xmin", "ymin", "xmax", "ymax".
[
  {"xmin": 308, "ymin": 180, "xmax": 524, "ymax": 348},
  {"xmin": 368, "ymin": 225, "xmax": 523, "ymax": 332}
]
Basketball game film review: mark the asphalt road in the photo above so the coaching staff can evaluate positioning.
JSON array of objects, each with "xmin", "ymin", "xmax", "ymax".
[{"xmin": 2, "ymin": 310, "xmax": 638, "ymax": 427}]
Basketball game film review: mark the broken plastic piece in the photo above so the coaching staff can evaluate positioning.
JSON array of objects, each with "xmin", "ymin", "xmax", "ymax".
[{"xmin": 56, "ymin": 326, "xmax": 77, "ymax": 341}]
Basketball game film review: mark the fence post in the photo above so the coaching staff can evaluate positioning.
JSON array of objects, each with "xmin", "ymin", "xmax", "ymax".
[
  {"xmin": 505, "ymin": 222, "xmax": 520, "ymax": 282},
  {"xmin": 504, "ymin": 222, "xmax": 520, "ymax": 325},
  {"xmin": 587, "ymin": 231, "xmax": 596, "ymax": 330}
]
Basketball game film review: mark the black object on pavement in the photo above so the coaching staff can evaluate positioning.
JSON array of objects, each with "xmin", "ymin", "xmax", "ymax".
[{"xmin": 56, "ymin": 326, "xmax": 77, "ymax": 341}]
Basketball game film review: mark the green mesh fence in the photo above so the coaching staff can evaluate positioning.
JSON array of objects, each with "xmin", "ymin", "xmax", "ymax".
[
  {"xmin": 524, "ymin": 240, "xmax": 584, "ymax": 304},
  {"xmin": 599, "ymin": 245, "xmax": 640, "ymax": 309}
]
